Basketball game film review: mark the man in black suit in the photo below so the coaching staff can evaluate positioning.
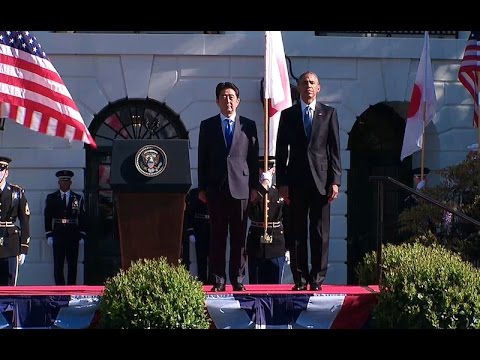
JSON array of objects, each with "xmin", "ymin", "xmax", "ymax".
[
  {"xmin": 276, "ymin": 71, "xmax": 342, "ymax": 291},
  {"xmin": 44, "ymin": 170, "xmax": 86, "ymax": 285},
  {"xmin": 198, "ymin": 82, "xmax": 259, "ymax": 292},
  {"xmin": 0, "ymin": 156, "xmax": 30, "ymax": 286}
]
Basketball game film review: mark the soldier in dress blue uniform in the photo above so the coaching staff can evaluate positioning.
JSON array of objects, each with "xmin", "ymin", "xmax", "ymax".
[
  {"xmin": 0, "ymin": 156, "xmax": 30, "ymax": 286},
  {"xmin": 182, "ymin": 187, "xmax": 210, "ymax": 284},
  {"xmin": 247, "ymin": 156, "xmax": 288, "ymax": 284},
  {"xmin": 44, "ymin": 170, "xmax": 86, "ymax": 285}
]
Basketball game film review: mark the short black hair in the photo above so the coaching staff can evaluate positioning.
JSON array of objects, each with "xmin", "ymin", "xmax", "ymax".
[{"xmin": 215, "ymin": 82, "xmax": 240, "ymax": 99}]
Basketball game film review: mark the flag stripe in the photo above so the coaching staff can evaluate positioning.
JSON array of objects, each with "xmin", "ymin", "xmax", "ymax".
[
  {"xmin": 0, "ymin": 32, "xmax": 96, "ymax": 148},
  {"xmin": 0, "ymin": 81, "xmax": 83, "ymax": 125},
  {"xmin": 0, "ymin": 96, "xmax": 90, "ymax": 142},
  {"xmin": 458, "ymin": 31, "xmax": 480, "ymax": 128},
  {"xmin": 0, "ymin": 70, "xmax": 79, "ymax": 112},
  {"xmin": 0, "ymin": 45, "xmax": 64, "ymax": 83},
  {"xmin": 330, "ymin": 293, "xmax": 377, "ymax": 329}
]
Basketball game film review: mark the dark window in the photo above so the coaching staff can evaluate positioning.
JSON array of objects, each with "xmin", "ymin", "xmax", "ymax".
[{"xmin": 89, "ymin": 98, "xmax": 188, "ymax": 148}]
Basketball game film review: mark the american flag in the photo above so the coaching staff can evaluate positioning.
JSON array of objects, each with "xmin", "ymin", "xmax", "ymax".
[
  {"xmin": 458, "ymin": 31, "xmax": 480, "ymax": 128},
  {"xmin": 0, "ymin": 31, "xmax": 97, "ymax": 148}
]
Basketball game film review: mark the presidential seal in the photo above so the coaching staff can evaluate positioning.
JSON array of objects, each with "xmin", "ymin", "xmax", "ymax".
[{"xmin": 134, "ymin": 145, "xmax": 167, "ymax": 177}]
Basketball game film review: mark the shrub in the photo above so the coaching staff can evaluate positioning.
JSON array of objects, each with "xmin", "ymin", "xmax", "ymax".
[
  {"xmin": 99, "ymin": 257, "xmax": 210, "ymax": 329},
  {"xmin": 398, "ymin": 157, "xmax": 480, "ymax": 263},
  {"xmin": 357, "ymin": 242, "xmax": 480, "ymax": 329}
]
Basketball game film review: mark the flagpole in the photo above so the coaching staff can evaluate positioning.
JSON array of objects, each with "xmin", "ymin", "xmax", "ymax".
[
  {"xmin": 477, "ymin": 72, "xmax": 480, "ymax": 155},
  {"xmin": 421, "ymin": 101, "xmax": 426, "ymax": 181},
  {"xmin": 264, "ymin": 97, "xmax": 270, "ymax": 240},
  {"xmin": 262, "ymin": 31, "xmax": 291, "ymax": 244},
  {"xmin": 420, "ymin": 31, "xmax": 428, "ymax": 181},
  {"xmin": 263, "ymin": 34, "xmax": 272, "ymax": 245}
]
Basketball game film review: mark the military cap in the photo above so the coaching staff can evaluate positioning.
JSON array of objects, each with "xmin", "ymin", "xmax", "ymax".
[
  {"xmin": 467, "ymin": 143, "xmax": 478, "ymax": 151},
  {"xmin": 411, "ymin": 167, "xmax": 430, "ymax": 176},
  {"xmin": 258, "ymin": 155, "xmax": 275, "ymax": 169},
  {"xmin": 0, "ymin": 156, "xmax": 12, "ymax": 170},
  {"xmin": 56, "ymin": 170, "xmax": 74, "ymax": 181}
]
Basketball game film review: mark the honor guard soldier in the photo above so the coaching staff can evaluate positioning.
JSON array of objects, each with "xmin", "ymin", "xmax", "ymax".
[
  {"xmin": 183, "ymin": 187, "xmax": 210, "ymax": 284},
  {"xmin": 44, "ymin": 170, "xmax": 86, "ymax": 285},
  {"xmin": 247, "ymin": 156, "xmax": 289, "ymax": 284},
  {"xmin": 0, "ymin": 156, "xmax": 30, "ymax": 286}
]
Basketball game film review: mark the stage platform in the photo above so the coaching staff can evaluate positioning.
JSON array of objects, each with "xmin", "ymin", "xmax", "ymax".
[
  {"xmin": 0, "ymin": 284, "xmax": 379, "ymax": 329},
  {"xmin": 204, "ymin": 284, "xmax": 379, "ymax": 329}
]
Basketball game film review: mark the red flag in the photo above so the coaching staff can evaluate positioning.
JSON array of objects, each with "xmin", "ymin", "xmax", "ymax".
[
  {"xmin": 0, "ymin": 31, "xmax": 97, "ymax": 148},
  {"xmin": 264, "ymin": 31, "xmax": 292, "ymax": 156},
  {"xmin": 458, "ymin": 31, "xmax": 480, "ymax": 128},
  {"xmin": 401, "ymin": 31, "xmax": 437, "ymax": 161}
]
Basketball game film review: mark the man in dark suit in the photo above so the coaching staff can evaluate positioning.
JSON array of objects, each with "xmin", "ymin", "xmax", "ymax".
[
  {"xmin": 0, "ymin": 156, "xmax": 30, "ymax": 286},
  {"xmin": 44, "ymin": 170, "xmax": 86, "ymax": 285},
  {"xmin": 276, "ymin": 71, "xmax": 342, "ymax": 291},
  {"xmin": 198, "ymin": 81, "xmax": 259, "ymax": 292},
  {"xmin": 182, "ymin": 187, "xmax": 210, "ymax": 284}
]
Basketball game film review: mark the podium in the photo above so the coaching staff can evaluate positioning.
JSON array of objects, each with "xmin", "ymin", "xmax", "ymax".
[{"xmin": 110, "ymin": 139, "xmax": 191, "ymax": 269}]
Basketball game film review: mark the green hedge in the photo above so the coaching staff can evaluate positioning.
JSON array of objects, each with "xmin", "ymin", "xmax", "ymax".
[
  {"xmin": 99, "ymin": 257, "xmax": 210, "ymax": 329},
  {"xmin": 357, "ymin": 242, "xmax": 480, "ymax": 329}
]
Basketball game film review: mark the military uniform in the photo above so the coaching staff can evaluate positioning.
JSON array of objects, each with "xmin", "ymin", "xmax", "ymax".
[
  {"xmin": 183, "ymin": 187, "xmax": 210, "ymax": 284},
  {"xmin": 247, "ymin": 157, "xmax": 287, "ymax": 284},
  {"xmin": 44, "ymin": 170, "xmax": 86, "ymax": 285},
  {"xmin": 0, "ymin": 157, "xmax": 30, "ymax": 286}
]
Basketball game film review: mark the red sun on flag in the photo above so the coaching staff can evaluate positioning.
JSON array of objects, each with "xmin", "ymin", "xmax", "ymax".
[{"xmin": 408, "ymin": 84, "xmax": 422, "ymax": 118}]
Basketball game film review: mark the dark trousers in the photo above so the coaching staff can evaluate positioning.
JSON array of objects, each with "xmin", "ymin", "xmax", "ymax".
[
  {"xmin": 289, "ymin": 180, "xmax": 330, "ymax": 286},
  {"xmin": 53, "ymin": 236, "xmax": 79, "ymax": 285},
  {"xmin": 249, "ymin": 256, "xmax": 285, "ymax": 284},
  {"xmin": 195, "ymin": 236, "xmax": 210, "ymax": 284},
  {"xmin": 0, "ymin": 257, "xmax": 18, "ymax": 286},
  {"xmin": 182, "ymin": 232, "xmax": 210, "ymax": 284},
  {"xmin": 207, "ymin": 186, "xmax": 248, "ymax": 286},
  {"xmin": 0, "ymin": 257, "xmax": 9, "ymax": 285}
]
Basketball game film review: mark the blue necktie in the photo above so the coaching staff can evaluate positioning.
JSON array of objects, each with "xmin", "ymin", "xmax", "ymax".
[
  {"xmin": 303, "ymin": 107, "xmax": 312, "ymax": 140},
  {"xmin": 225, "ymin": 119, "xmax": 233, "ymax": 150}
]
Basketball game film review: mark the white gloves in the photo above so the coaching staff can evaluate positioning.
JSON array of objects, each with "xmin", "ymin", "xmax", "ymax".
[
  {"xmin": 79, "ymin": 238, "xmax": 85, "ymax": 245},
  {"xmin": 416, "ymin": 180, "xmax": 426, "ymax": 191},
  {"xmin": 260, "ymin": 171, "xmax": 273, "ymax": 190},
  {"xmin": 260, "ymin": 171, "xmax": 273, "ymax": 184},
  {"xmin": 18, "ymin": 254, "xmax": 25, "ymax": 266},
  {"xmin": 285, "ymin": 250, "xmax": 290, "ymax": 265},
  {"xmin": 189, "ymin": 235, "xmax": 196, "ymax": 244}
]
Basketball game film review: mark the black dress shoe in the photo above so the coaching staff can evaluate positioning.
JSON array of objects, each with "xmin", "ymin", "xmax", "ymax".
[
  {"xmin": 232, "ymin": 283, "xmax": 245, "ymax": 291},
  {"xmin": 211, "ymin": 283, "xmax": 226, "ymax": 292},
  {"xmin": 310, "ymin": 283, "xmax": 322, "ymax": 291},
  {"xmin": 291, "ymin": 283, "xmax": 307, "ymax": 291}
]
